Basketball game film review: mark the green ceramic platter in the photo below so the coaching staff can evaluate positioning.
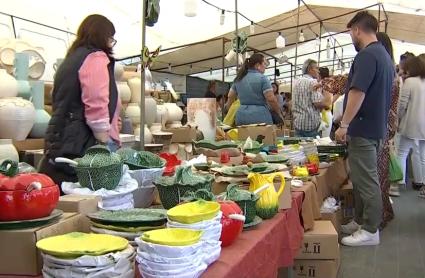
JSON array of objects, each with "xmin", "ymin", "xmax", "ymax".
[
  {"xmin": 263, "ymin": 155, "xmax": 289, "ymax": 164},
  {"xmin": 193, "ymin": 139, "xmax": 238, "ymax": 150},
  {"xmin": 243, "ymin": 216, "xmax": 263, "ymax": 230},
  {"xmin": 221, "ymin": 163, "xmax": 277, "ymax": 177},
  {"xmin": 0, "ymin": 209, "xmax": 63, "ymax": 230},
  {"xmin": 87, "ymin": 208, "xmax": 167, "ymax": 227}
]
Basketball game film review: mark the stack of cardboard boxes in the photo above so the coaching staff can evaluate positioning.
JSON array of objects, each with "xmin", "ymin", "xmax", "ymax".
[
  {"xmin": 293, "ymin": 221, "xmax": 340, "ymax": 278},
  {"xmin": 0, "ymin": 195, "xmax": 99, "ymax": 276}
]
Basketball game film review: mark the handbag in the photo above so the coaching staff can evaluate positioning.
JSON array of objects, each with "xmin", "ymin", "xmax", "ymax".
[{"xmin": 389, "ymin": 150, "xmax": 403, "ymax": 183}]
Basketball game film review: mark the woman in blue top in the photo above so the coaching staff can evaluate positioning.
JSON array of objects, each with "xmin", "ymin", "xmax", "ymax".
[{"xmin": 225, "ymin": 53, "xmax": 284, "ymax": 125}]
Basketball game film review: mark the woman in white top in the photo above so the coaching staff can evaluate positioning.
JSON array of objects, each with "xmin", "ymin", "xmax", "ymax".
[{"xmin": 397, "ymin": 56, "xmax": 425, "ymax": 197}]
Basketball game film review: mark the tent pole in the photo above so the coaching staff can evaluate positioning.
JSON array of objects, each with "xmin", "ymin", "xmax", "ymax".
[
  {"xmin": 378, "ymin": 4, "xmax": 381, "ymax": 32},
  {"xmin": 235, "ymin": 0, "xmax": 239, "ymax": 71},
  {"xmin": 139, "ymin": 0, "xmax": 147, "ymax": 150},
  {"xmin": 290, "ymin": 64, "xmax": 293, "ymax": 93},
  {"xmin": 294, "ymin": 0, "xmax": 301, "ymax": 78},
  {"xmin": 318, "ymin": 22, "xmax": 322, "ymax": 65}
]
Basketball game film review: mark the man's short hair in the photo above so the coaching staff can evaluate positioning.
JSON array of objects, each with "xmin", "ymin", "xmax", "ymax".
[
  {"xmin": 347, "ymin": 11, "xmax": 378, "ymax": 33},
  {"xmin": 302, "ymin": 59, "xmax": 317, "ymax": 74}
]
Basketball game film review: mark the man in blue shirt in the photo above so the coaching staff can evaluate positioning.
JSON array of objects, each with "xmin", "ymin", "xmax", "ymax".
[{"xmin": 336, "ymin": 11, "xmax": 395, "ymax": 246}]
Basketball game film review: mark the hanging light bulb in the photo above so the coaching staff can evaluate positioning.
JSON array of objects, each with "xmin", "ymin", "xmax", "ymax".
[
  {"xmin": 189, "ymin": 64, "xmax": 193, "ymax": 74},
  {"xmin": 226, "ymin": 68, "xmax": 229, "ymax": 77},
  {"xmin": 315, "ymin": 36, "xmax": 320, "ymax": 47},
  {"xmin": 220, "ymin": 10, "xmax": 225, "ymax": 25},
  {"xmin": 276, "ymin": 32, "xmax": 286, "ymax": 49},
  {"xmin": 342, "ymin": 61, "xmax": 346, "ymax": 71},
  {"xmin": 225, "ymin": 49, "xmax": 236, "ymax": 61},
  {"xmin": 326, "ymin": 39, "xmax": 331, "ymax": 59},
  {"xmin": 299, "ymin": 29, "xmax": 305, "ymax": 42},
  {"xmin": 250, "ymin": 21, "xmax": 255, "ymax": 34},
  {"xmin": 210, "ymin": 68, "xmax": 213, "ymax": 75},
  {"xmin": 184, "ymin": 0, "xmax": 198, "ymax": 17},
  {"xmin": 245, "ymin": 51, "xmax": 250, "ymax": 60},
  {"xmin": 168, "ymin": 63, "xmax": 172, "ymax": 72}
]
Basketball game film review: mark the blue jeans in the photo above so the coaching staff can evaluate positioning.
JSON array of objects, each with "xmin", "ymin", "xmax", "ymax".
[{"xmin": 295, "ymin": 129, "xmax": 320, "ymax": 138}]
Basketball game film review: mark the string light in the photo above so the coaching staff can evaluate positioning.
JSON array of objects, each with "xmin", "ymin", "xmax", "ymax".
[
  {"xmin": 220, "ymin": 9, "xmax": 225, "ymax": 25},
  {"xmin": 168, "ymin": 63, "xmax": 172, "ymax": 72},
  {"xmin": 276, "ymin": 32, "xmax": 286, "ymax": 49},
  {"xmin": 226, "ymin": 68, "xmax": 229, "ymax": 76},
  {"xmin": 326, "ymin": 39, "xmax": 331, "ymax": 59},
  {"xmin": 250, "ymin": 21, "xmax": 255, "ymax": 34},
  {"xmin": 190, "ymin": 64, "xmax": 193, "ymax": 74},
  {"xmin": 210, "ymin": 68, "xmax": 213, "ymax": 75},
  {"xmin": 299, "ymin": 29, "xmax": 305, "ymax": 42},
  {"xmin": 315, "ymin": 36, "xmax": 320, "ymax": 47},
  {"xmin": 184, "ymin": 0, "xmax": 198, "ymax": 17}
]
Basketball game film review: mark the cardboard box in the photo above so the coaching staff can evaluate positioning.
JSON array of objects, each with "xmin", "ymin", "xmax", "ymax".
[
  {"xmin": 162, "ymin": 126, "xmax": 197, "ymax": 143},
  {"xmin": 22, "ymin": 149, "xmax": 44, "ymax": 169},
  {"xmin": 321, "ymin": 209, "xmax": 343, "ymax": 235},
  {"xmin": 13, "ymin": 139, "xmax": 44, "ymax": 152},
  {"xmin": 296, "ymin": 220, "xmax": 339, "ymax": 260},
  {"xmin": 337, "ymin": 183, "xmax": 354, "ymax": 224},
  {"xmin": 276, "ymin": 178, "xmax": 292, "ymax": 210},
  {"xmin": 293, "ymin": 257, "xmax": 340, "ymax": 278},
  {"xmin": 238, "ymin": 124, "xmax": 276, "ymax": 145},
  {"xmin": 0, "ymin": 213, "xmax": 84, "ymax": 276}
]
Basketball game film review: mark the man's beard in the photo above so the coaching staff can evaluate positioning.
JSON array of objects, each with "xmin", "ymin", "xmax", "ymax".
[{"xmin": 353, "ymin": 39, "xmax": 361, "ymax": 52}]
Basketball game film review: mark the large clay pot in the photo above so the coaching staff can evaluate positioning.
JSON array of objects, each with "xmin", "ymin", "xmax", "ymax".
[
  {"xmin": 125, "ymin": 103, "xmax": 140, "ymax": 127},
  {"xmin": 117, "ymin": 81, "xmax": 131, "ymax": 104},
  {"xmin": 164, "ymin": 103, "xmax": 183, "ymax": 124},
  {"xmin": 155, "ymin": 104, "xmax": 168, "ymax": 126},
  {"xmin": 29, "ymin": 81, "xmax": 51, "ymax": 138},
  {"xmin": 145, "ymin": 96, "xmax": 157, "ymax": 125},
  {"xmin": 0, "ymin": 97, "xmax": 35, "ymax": 140},
  {"xmin": 0, "ymin": 69, "xmax": 18, "ymax": 98},
  {"xmin": 128, "ymin": 77, "xmax": 141, "ymax": 104},
  {"xmin": 114, "ymin": 63, "xmax": 124, "ymax": 81},
  {"xmin": 0, "ymin": 139, "xmax": 19, "ymax": 163},
  {"xmin": 134, "ymin": 124, "xmax": 152, "ymax": 144}
]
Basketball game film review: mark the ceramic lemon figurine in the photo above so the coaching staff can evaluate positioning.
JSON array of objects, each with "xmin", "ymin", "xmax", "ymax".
[{"xmin": 248, "ymin": 172, "xmax": 285, "ymax": 219}]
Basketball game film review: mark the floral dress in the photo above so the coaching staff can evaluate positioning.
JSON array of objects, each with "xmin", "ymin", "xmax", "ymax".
[{"xmin": 378, "ymin": 80, "xmax": 399, "ymax": 228}]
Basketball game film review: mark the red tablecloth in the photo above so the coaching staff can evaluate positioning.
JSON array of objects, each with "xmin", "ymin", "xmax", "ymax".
[
  {"xmin": 135, "ymin": 192, "xmax": 304, "ymax": 278},
  {"xmin": 201, "ymin": 191, "xmax": 303, "ymax": 278}
]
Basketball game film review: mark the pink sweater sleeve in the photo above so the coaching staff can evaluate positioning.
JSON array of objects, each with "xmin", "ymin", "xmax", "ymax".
[{"xmin": 79, "ymin": 51, "xmax": 111, "ymax": 133}]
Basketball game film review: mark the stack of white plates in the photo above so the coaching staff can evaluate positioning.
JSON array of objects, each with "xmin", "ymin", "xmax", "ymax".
[
  {"xmin": 279, "ymin": 145, "xmax": 307, "ymax": 165},
  {"xmin": 135, "ymin": 238, "xmax": 220, "ymax": 278},
  {"xmin": 41, "ymin": 245, "xmax": 135, "ymax": 278},
  {"xmin": 167, "ymin": 211, "xmax": 223, "ymax": 241}
]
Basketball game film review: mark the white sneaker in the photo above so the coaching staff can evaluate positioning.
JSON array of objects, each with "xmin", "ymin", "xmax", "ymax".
[
  {"xmin": 341, "ymin": 229, "xmax": 380, "ymax": 246},
  {"xmin": 341, "ymin": 220, "xmax": 360, "ymax": 234},
  {"xmin": 389, "ymin": 184, "xmax": 400, "ymax": 197}
]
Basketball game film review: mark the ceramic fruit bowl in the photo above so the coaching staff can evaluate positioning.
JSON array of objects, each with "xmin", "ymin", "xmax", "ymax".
[
  {"xmin": 36, "ymin": 232, "xmax": 128, "ymax": 258},
  {"xmin": 154, "ymin": 166, "xmax": 213, "ymax": 209},
  {"xmin": 144, "ymin": 143, "xmax": 164, "ymax": 153},
  {"xmin": 141, "ymin": 228, "xmax": 203, "ymax": 246},
  {"xmin": 167, "ymin": 200, "xmax": 220, "ymax": 224},
  {"xmin": 55, "ymin": 145, "xmax": 122, "ymax": 191},
  {"xmin": 87, "ymin": 208, "xmax": 167, "ymax": 227},
  {"xmin": 118, "ymin": 149, "xmax": 165, "ymax": 170},
  {"xmin": 263, "ymin": 154, "xmax": 289, "ymax": 164}
]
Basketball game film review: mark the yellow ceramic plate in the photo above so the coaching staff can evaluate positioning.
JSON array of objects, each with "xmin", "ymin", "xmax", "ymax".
[
  {"xmin": 167, "ymin": 200, "xmax": 220, "ymax": 224},
  {"xmin": 141, "ymin": 228, "xmax": 202, "ymax": 246},
  {"xmin": 36, "ymin": 232, "xmax": 128, "ymax": 258},
  {"xmin": 91, "ymin": 222, "xmax": 165, "ymax": 232}
]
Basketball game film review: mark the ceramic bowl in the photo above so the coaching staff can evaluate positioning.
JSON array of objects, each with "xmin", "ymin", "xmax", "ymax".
[
  {"xmin": 152, "ymin": 132, "xmax": 173, "ymax": 146},
  {"xmin": 144, "ymin": 144, "xmax": 164, "ymax": 153}
]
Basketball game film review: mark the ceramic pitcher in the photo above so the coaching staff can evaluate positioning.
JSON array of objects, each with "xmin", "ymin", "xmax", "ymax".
[{"xmin": 248, "ymin": 172, "xmax": 286, "ymax": 219}]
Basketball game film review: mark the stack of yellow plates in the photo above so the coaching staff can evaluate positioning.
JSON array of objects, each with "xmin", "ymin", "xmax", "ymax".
[
  {"xmin": 141, "ymin": 228, "xmax": 202, "ymax": 246},
  {"xmin": 36, "ymin": 232, "xmax": 128, "ymax": 258},
  {"xmin": 167, "ymin": 200, "xmax": 220, "ymax": 224}
]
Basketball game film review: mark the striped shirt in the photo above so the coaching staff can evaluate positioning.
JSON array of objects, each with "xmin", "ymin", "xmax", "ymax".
[{"xmin": 292, "ymin": 74, "xmax": 323, "ymax": 131}]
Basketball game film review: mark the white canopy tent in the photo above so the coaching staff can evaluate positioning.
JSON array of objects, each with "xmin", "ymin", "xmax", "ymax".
[{"xmin": 0, "ymin": 0, "xmax": 425, "ymax": 82}]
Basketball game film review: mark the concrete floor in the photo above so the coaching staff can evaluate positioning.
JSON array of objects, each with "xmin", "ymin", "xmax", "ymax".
[{"xmin": 338, "ymin": 184, "xmax": 425, "ymax": 278}]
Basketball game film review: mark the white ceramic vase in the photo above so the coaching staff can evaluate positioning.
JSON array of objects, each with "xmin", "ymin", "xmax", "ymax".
[
  {"xmin": 128, "ymin": 77, "xmax": 141, "ymax": 103},
  {"xmin": 155, "ymin": 105, "xmax": 169, "ymax": 126},
  {"xmin": 0, "ymin": 69, "xmax": 18, "ymax": 98},
  {"xmin": 134, "ymin": 124, "xmax": 152, "ymax": 144},
  {"xmin": 150, "ymin": 123, "xmax": 162, "ymax": 133},
  {"xmin": 164, "ymin": 103, "xmax": 183, "ymax": 124},
  {"xmin": 145, "ymin": 96, "xmax": 157, "ymax": 125},
  {"xmin": 0, "ymin": 97, "xmax": 35, "ymax": 140},
  {"xmin": 125, "ymin": 103, "xmax": 140, "ymax": 127},
  {"xmin": 114, "ymin": 63, "xmax": 124, "ymax": 81},
  {"xmin": 0, "ymin": 139, "xmax": 19, "ymax": 162},
  {"xmin": 117, "ymin": 81, "xmax": 131, "ymax": 104}
]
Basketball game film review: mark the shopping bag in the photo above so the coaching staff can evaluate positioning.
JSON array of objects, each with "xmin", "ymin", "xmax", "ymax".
[
  {"xmin": 389, "ymin": 152, "xmax": 403, "ymax": 183},
  {"xmin": 223, "ymin": 99, "xmax": 240, "ymax": 127}
]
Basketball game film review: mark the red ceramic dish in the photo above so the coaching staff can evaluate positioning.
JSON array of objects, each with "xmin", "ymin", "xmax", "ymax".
[
  {"xmin": 0, "ymin": 173, "xmax": 60, "ymax": 221},
  {"xmin": 218, "ymin": 200, "xmax": 245, "ymax": 247},
  {"xmin": 159, "ymin": 153, "xmax": 182, "ymax": 176}
]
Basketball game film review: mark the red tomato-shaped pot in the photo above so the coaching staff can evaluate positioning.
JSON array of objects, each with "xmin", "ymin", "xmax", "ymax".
[
  {"xmin": 305, "ymin": 163, "xmax": 319, "ymax": 175},
  {"xmin": 0, "ymin": 173, "xmax": 60, "ymax": 221},
  {"xmin": 218, "ymin": 200, "xmax": 245, "ymax": 247}
]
